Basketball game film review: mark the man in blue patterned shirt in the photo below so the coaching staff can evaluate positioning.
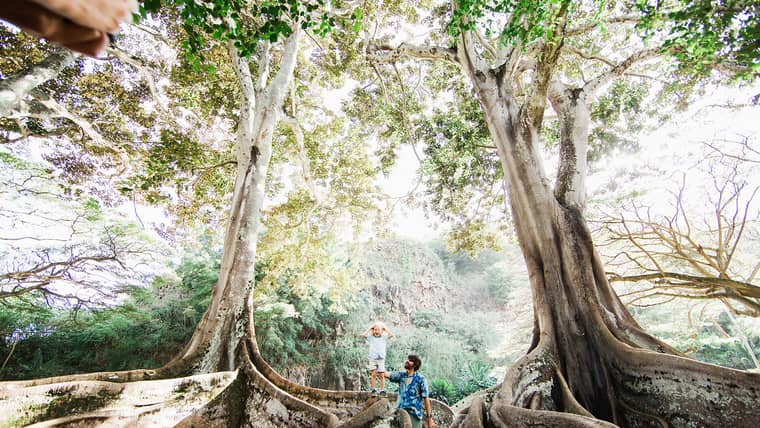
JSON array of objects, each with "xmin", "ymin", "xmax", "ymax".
[{"xmin": 384, "ymin": 354, "xmax": 435, "ymax": 428}]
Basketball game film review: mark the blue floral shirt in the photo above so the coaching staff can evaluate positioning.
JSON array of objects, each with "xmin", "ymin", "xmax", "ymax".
[{"xmin": 388, "ymin": 371, "xmax": 429, "ymax": 419}]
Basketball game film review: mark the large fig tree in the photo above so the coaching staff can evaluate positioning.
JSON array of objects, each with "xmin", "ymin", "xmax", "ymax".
[{"xmin": 358, "ymin": 0, "xmax": 760, "ymax": 426}]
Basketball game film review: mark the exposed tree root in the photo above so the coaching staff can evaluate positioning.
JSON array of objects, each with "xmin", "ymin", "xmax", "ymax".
[
  {"xmin": 0, "ymin": 371, "xmax": 235, "ymax": 427},
  {"xmin": 0, "ymin": 368, "xmax": 168, "ymax": 388},
  {"xmin": 247, "ymin": 335, "xmax": 373, "ymax": 418},
  {"xmin": 454, "ymin": 395, "xmax": 487, "ymax": 428},
  {"xmin": 395, "ymin": 408, "xmax": 414, "ymax": 428},
  {"xmin": 451, "ymin": 314, "xmax": 760, "ymax": 427},
  {"xmin": 188, "ymin": 338, "xmax": 342, "ymax": 427},
  {"xmin": 488, "ymin": 402, "xmax": 618, "ymax": 428},
  {"xmin": 606, "ymin": 343, "xmax": 760, "ymax": 427},
  {"xmin": 336, "ymin": 397, "xmax": 394, "ymax": 428},
  {"xmin": 25, "ymin": 405, "xmax": 161, "ymax": 428},
  {"xmin": 247, "ymin": 336, "xmax": 452, "ymax": 422},
  {"xmin": 175, "ymin": 332, "xmax": 454, "ymax": 427}
]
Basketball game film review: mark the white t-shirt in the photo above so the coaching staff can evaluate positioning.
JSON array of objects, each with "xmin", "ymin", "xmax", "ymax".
[{"xmin": 367, "ymin": 334, "xmax": 388, "ymax": 359}]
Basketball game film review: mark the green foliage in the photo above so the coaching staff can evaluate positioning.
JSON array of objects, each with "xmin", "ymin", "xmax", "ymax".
[
  {"xmin": 448, "ymin": 0, "xmax": 577, "ymax": 47},
  {"xmin": 431, "ymin": 242, "xmax": 515, "ymax": 306},
  {"xmin": 629, "ymin": 304, "xmax": 760, "ymax": 370},
  {"xmin": 429, "ymin": 378, "xmax": 456, "ymax": 403},
  {"xmin": 260, "ymin": 110, "xmax": 382, "ymax": 303},
  {"xmin": 635, "ymin": 0, "xmax": 760, "ymax": 80},
  {"xmin": 482, "ymin": 266, "xmax": 513, "ymax": 305},
  {"xmin": 689, "ymin": 335, "xmax": 760, "ymax": 370},
  {"xmin": 410, "ymin": 309, "xmax": 494, "ymax": 354},
  {"xmin": 82, "ymin": 198, "xmax": 102, "ymax": 221},
  {"xmin": 453, "ymin": 360, "xmax": 499, "ymax": 400},
  {"xmin": 0, "ymin": 300, "xmax": 55, "ymax": 347},
  {"xmin": 682, "ymin": 312, "xmax": 760, "ymax": 370},
  {"xmin": 416, "ymin": 83, "xmax": 506, "ymax": 252},
  {"xmin": 0, "ymin": 249, "xmax": 218, "ymax": 380},
  {"xmin": 0, "ymin": 26, "xmax": 63, "ymax": 73},
  {"xmin": 119, "ymin": 129, "xmax": 224, "ymax": 206},
  {"xmin": 0, "ymin": 151, "xmax": 28, "ymax": 168},
  {"xmin": 587, "ymin": 80, "xmax": 650, "ymax": 162},
  {"xmin": 140, "ymin": 0, "xmax": 362, "ymax": 67},
  {"xmin": 254, "ymin": 289, "xmax": 366, "ymax": 385}
]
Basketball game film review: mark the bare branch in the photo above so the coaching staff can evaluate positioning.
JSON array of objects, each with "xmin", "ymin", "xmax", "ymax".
[{"xmin": 595, "ymin": 142, "xmax": 760, "ymax": 316}]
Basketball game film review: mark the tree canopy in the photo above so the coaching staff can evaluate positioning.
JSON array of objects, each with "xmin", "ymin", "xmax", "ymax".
[{"xmin": 1, "ymin": 0, "xmax": 760, "ymax": 426}]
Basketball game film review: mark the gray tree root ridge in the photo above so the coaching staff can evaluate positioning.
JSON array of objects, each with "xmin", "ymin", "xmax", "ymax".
[{"xmin": 0, "ymin": 372, "xmax": 237, "ymax": 427}]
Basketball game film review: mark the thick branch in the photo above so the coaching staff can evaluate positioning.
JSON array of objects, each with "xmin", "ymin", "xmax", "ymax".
[
  {"xmin": 583, "ymin": 48, "xmax": 661, "ymax": 96},
  {"xmin": 524, "ymin": 2, "xmax": 570, "ymax": 128},
  {"xmin": 0, "ymin": 47, "xmax": 75, "ymax": 116},
  {"xmin": 367, "ymin": 41, "xmax": 459, "ymax": 65},
  {"xmin": 608, "ymin": 272, "xmax": 760, "ymax": 299}
]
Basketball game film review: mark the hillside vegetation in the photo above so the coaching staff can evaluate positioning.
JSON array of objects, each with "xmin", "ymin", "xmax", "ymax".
[{"xmin": 0, "ymin": 239, "xmax": 521, "ymax": 405}]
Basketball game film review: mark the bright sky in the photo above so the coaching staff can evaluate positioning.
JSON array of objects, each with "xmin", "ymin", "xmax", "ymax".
[
  {"xmin": 587, "ymin": 84, "xmax": 760, "ymax": 213},
  {"xmin": 376, "ymin": 144, "xmax": 440, "ymax": 241}
]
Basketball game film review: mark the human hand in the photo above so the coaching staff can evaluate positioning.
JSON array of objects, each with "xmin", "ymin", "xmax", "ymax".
[
  {"xmin": 29, "ymin": 0, "xmax": 138, "ymax": 33},
  {"xmin": 0, "ymin": 0, "xmax": 137, "ymax": 57}
]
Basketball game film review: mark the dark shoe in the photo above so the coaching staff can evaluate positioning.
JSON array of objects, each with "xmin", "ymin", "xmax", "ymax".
[
  {"xmin": 371, "ymin": 389, "xmax": 377, "ymax": 394},
  {"xmin": 379, "ymin": 390, "xmax": 387, "ymax": 396}
]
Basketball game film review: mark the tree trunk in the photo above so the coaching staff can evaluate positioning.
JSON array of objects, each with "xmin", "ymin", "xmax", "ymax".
[
  {"xmin": 160, "ymin": 32, "xmax": 296, "ymax": 375},
  {"xmin": 138, "ymin": 26, "xmax": 454, "ymax": 426},
  {"xmin": 0, "ymin": 26, "xmax": 456, "ymax": 427},
  {"xmin": 452, "ymin": 58, "xmax": 760, "ymax": 428}
]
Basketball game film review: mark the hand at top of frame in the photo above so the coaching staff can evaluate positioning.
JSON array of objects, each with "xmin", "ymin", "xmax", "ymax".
[
  {"xmin": 0, "ymin": 0, "xmax": 138, "ymax": 57},
  {"xmin": 29, "ymin": 0, "xmax": 138, "ymax": 34}
]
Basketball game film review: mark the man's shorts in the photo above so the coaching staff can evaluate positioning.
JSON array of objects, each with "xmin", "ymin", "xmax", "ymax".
[{"xmin": 367, "ymin": 357, "xmax": 386, "ymax": 372}]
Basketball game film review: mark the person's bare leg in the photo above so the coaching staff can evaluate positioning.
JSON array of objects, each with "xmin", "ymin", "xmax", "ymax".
[
  {"xmin": 28, "ymin": 0, "xmax": 138, "ymax": 33},
  {"xmin": 379, "ymin": 374, "xmax": 385, "ymax": 391},
  {"xmin": 370, "ymin": 369, "xmax": 377, "ymax": 390}
]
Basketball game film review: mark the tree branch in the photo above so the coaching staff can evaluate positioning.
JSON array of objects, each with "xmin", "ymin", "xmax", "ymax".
[
  {"xmin": 0, "ymin": 47, "xmax": 75, "ymax": 116},
  {"xmin": 367, "ymin": 41, "xmax": 459, "ymax": 65}
]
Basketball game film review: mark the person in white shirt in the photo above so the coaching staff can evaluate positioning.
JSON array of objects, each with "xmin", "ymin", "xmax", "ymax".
[{"xmin": 361, "ymin": 320, "xmax": 394, "ymax": 394}]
